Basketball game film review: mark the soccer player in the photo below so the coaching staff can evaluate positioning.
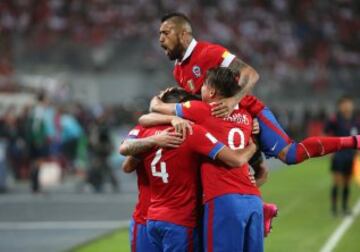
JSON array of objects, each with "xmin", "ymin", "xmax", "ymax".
[
  {"xmin": 143, "ymin": 78, "xmax": 266, "ymax": 251},
  {"xmin": 325, "ymin": 96, "xmax": 360, "ymax": 216},
  {"xmin": 121, "ymin": 126, "xmax": 185, "ymax": 252},
  {"xmin": 143, "ymin": 67, "xmax": 360, "ymax": 247},
  {"xmin": 120, "ymin": 90, "xmax": 258, "ymax": 252},
  {"xmin": 159, "ymin": 12, "xmax": 258, "ymax": 117},
  {"xmin": 122, "ymin": 156, "xmax": 154, "ymax": 252},
  {"xmin": 158, "ymin": 12, "xmax": 360, "ymax": 168},
  {"xmin": 159, "ymin": 12, "xmax": 277, "ymax": 236}
]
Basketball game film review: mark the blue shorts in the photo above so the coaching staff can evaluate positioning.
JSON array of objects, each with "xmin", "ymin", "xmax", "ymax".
[
  {"xmin": 129, "ymin": 218, "xmax": 157, "ymax": 252},
  {"xmin": 147, "ymin": 220, "xmax": 199, "ymax": 252},
  {"xmin": 257, "ymin": 107, "xmax": 293, "ymax": 158},
  {"xmin": 204, "ymin": 194, "xmax": 264, "ymax": 252}
]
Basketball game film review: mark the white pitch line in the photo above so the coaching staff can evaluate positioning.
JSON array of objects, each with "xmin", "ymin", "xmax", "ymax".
[
  {"xmin": 319, "ymin": 198, "xmax": 360, "ymax": 252},
  {"xmin": 0, "ymin": 220, "xmax": 130, "ymax": 230}
]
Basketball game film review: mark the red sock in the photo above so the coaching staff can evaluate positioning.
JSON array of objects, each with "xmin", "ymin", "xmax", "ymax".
[{"xmin": 295, "ymin": 136, "xmax": 356, "ymax": 163}]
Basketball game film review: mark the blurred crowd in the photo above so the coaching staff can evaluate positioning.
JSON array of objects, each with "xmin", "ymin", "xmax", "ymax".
[
  {"xmin": 1, "ymin": 1, "xmax": 359, "ymax": 77},
  {"xmin": 0, "ymin": 91, "xmax": 140, "ymax": 193}
]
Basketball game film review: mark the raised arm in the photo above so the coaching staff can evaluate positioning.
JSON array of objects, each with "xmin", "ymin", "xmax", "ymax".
[
  {"xmin": 119, "ymin": 128, "xmax": 183, "ymax": 156},
  {"xmin": 212, "ymin": 57, "xmax": 260, "ymax": 117},
  {"xmin": 229, "ymin": 57, "xmax": 259, "ymax": 102}
]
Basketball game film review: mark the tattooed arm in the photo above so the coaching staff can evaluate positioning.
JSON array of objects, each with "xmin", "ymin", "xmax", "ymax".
[
  {"xmin": 119, "ymin": 128, "xmax": 183, "ymax": 156},
  {"xmin": 211, "ymin": 57, "xmax": 259, "ymax": 117},
  {"xmin": 228, "ymin": 57, "xmax": 259, "ymax": 101}
]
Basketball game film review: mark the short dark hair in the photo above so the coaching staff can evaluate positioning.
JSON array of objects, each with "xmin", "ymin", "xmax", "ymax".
[
  {"xmin": 161, "ymin": 87, "xmax": 200, "ymax": 103},
  {"xmin": 161, "ymin": 12, "xmax": 192, "ymax": 27},
  {"xmin": 204, "ymin": 67, "xmax": 241, "ymax": 98}
]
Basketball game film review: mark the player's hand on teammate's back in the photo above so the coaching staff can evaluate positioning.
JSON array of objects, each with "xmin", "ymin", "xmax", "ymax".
[
  {"xmin": 211, "ymin": 97, "xmax": 237, "ymax": 118},
  {"xmin": 171, "ymin": 117, "xmax": 193, "ymax": 140},
  {"xmin": 252, "ymin": 118, "xmax": 260, "ymax": 135},
  {"xmin": 153, "ymin": 127, "xmax": 184, "ymax": 148}
]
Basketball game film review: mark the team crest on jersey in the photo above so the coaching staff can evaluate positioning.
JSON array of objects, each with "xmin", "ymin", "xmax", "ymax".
[
  {"xmin": 187, "ymin": 79, "xmax": 195, "ymax": 91},
  {"xmin": 192, "ymin": 65, "xmax": 201, "ymax": 78}
]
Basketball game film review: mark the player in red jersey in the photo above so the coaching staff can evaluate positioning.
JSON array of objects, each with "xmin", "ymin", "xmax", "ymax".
[
  {"xmin": 159, "ymin": 12, "xmax": 258, "ymax": 116},
  {"xmin": 142, "ymin": 68, "xmax": 360, "ymax": 251},
  {"xmin": 122, "ymin": 157, "xmax": 153, "ymax": 252},
  {"xmin": 120, "ymin": 90, "xmax": 258, "ymax": 252},
  {"xmin": 158, "ymin": 12, "xmax": 360, "ymax": 236},
  {"xmin": 159, "ymin": 12, "xmax": 279, "ymax": 237},
  {"xmin": 158, "ymin": 12, "xmax": 360, "ymax": 171},
  {"xmin": 143, "ymin": 75, "xmax": 264, "ymax": 251},
  {"xmin": 121, "ymin": 125, "xmax": 186, "ymax": 252}
]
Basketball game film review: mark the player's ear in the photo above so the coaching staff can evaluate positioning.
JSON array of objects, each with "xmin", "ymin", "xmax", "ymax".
[
  {"xmin": 209, "ymin": 87, "xmax": 216, "ymax": 98},
  {"xmin": 179, "ymin": 30, "xmax": 187, "ymax": 44}
]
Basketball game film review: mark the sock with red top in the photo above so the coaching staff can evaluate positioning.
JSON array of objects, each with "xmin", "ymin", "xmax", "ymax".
[{"xmin": 285, "ymin": 136, "xmax": 357, "ymax": 164}]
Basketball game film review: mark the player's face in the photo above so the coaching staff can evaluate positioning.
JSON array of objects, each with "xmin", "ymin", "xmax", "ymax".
[
  {"xmin": 159, "ymin": 21, "xmax": 184, "ymax": 61},
  {"xmin": 339, "ymin": 100, "xmax": 354, "ymax": 119}
]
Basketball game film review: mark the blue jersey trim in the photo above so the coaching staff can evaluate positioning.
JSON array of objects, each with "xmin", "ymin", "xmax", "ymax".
[
  {"xmin": 209, "ymin": 143, "xmax": 225, "ymax": 160},
  {"xmin": 175, "ymin": 103, "xmax": 184, "ymax": 118}
]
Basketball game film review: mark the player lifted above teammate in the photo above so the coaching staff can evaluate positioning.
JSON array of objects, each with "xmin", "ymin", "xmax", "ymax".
[
  {"xmin": 159, "ymin": 12, "xmax": 259, "ymax": 115},
  {"xmin": 158, "ymin": 12, "xmax": 278, "ymax": 238},
  {"xmin": 157, "ymin": 12, "xmax": 360, "ymax": 165}
]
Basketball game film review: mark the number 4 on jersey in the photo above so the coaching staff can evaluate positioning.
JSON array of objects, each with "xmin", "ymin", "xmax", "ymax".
[{"xmin": 151, "ymin": 148, "xmax": 169, "ymax": 183}]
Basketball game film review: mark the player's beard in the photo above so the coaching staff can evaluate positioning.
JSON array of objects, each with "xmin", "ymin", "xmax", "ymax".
[{"xmin": 167, "ymin": 41, "xmax": 185, "ymax": 61}]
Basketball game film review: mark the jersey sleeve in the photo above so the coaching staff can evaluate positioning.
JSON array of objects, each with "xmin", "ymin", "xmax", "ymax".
[
  {"xmin": 126, "ymin": 125, "xmax": 144, "ymax": 139},
  {"xmin": 204, "ymin": 43, "xmax": 236, "ymax": 67},
  {"xmin": 186, "ymin": 124, "xmax": 225, "ymax": 160},
  {"xmin": 175, "ymin": 100, "xmax": 210, "ymax": 123},
  {"xmin": 240, "ymin": 95, "xmax": 265, "ymax": 117}
]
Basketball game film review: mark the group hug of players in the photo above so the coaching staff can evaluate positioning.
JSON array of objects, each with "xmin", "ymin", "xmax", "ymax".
[{"xmin": 119, "ymin": 13, "xmax": 360, "ymax": 252}]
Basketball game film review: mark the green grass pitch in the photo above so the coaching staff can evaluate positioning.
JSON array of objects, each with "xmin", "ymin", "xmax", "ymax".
[{"xmin": 71, "ymin": 157, "xmax": 360, "ymax": 252}]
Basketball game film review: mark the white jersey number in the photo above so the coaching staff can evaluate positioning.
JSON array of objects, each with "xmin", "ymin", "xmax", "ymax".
[
  {"xmin": 228, "ymin": 128, "xmax": 245, "ymax": 150},
  {"xmin": 150, "ymin": 148, "xmax": 169, "ymax": 183}
]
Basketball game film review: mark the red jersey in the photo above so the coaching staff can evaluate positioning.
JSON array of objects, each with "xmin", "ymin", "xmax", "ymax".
[
  {"xmin": 140, "ymin": 124, "xmax": 225, "ymax": 228},
  {"xmin": 175, "ymin": 100, "xmax": 262, "ymax": 203},
  {"xmin": 172, "ymin": 39, "xmax": 265, "ymax": 117},
  {"xmin": 174, "ymin": 39, "xmax": 235, "ymax": 94},
  {"xmin": 126, "ymin": 125, "xmax": 151, "ymax": 224}
]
